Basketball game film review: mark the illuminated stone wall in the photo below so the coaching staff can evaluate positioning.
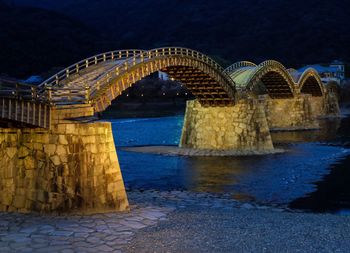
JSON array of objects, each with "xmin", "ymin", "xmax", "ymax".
[
  {"xmin": 180, "ymin": 99, "xmax": 274, "ymax": 151},
  {"xmin": 260, "ymin": 93, "xmax": 340, "ymax": 130},
  {"xmin": 306, "ymin": 95, "xmax": 340, "ymax": 118},
  {"xmin": 0, "ymin": 122, "xmax": 128, "ymax": 213},
  {"xmin": 308, "ymin": 96, "xmax": 325, "ymax": 117},
  {"xmin": 324, "ymin": 91, "xmax": 340, "ymax": 116},
  {"xmin": 260, "ymin": 95, "xmax": 319, "ymax": 130}
]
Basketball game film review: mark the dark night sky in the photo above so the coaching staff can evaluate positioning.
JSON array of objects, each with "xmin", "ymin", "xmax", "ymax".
[{"xmin": 1, "ymin": 0, "xmax": 350, "ymax": 77}]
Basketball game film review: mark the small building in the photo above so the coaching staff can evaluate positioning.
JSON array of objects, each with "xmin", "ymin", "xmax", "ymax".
[
  {"xmin": 158, "ymin": 71, "xmax": 169, "ymax": 81},
  {"xmin": 330, "ymin": 60, "xmax": 346, "ymax": 80},
  {"xmin": 0, "ymin": 75, "xmax": 20, "ymax": 86},
  {"xmin": 298, "ymin": 60, "xmax": 346, "ymax": 85},
  {"xmin": 23, "ymin": 75, "xmax": 43, "ymax": 85}
]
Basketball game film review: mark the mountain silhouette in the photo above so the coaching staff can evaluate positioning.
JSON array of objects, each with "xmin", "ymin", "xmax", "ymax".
[{"xmin": 1, "ymin": 0, "xmax": 350, "ymax": 77}]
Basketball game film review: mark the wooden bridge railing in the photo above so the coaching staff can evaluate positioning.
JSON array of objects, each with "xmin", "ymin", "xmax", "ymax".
[
  {"xmin": 45, "ymin": 87, "xmax": 91, "ymax": 105},
  {"xmin": 0, "ymin": 82, "xmax": 42, "ymax": 101},
  {"xmin": 0, "ymin": 81, "xmax": 50, "ymax": 127},
  {"xmin": 0, "ymin": 81, "xmax": 89, "ymax": 105},
  {"xmin": 39, "ymin": 49, "xmax": 144, "ymax": 88}
]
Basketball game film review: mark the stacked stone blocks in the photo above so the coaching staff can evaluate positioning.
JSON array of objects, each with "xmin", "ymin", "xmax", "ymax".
[
  {"xmin": 0, "ymin": 120, "xmax": 128, "ymax": 213},
  {"xmin": 180, "ymin": 99, "xmax": 274, "ymax": 151},
  {"xmin": 260, "ymin": 95, "xmax": 320, "ymax": 130}
]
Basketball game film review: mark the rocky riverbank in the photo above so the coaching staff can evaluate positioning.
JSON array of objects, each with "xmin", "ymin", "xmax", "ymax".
[
  {"xmin": 1, "ymin": 190, "xmax": 350, "ymax": 253},
  {"xmin": 121, "ymin": 146, "xmax": 285, "ymax": 157},
  {"xmin": 124, "ymin": 190, "xmax": 350, "ymax": 253},
  {"xmin": 127, "ymin": 190, "xmax": 290, "ymax": 212}
]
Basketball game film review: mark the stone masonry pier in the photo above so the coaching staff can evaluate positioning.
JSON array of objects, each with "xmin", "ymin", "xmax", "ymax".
[
  {"xmin": 259, "ymin": 93, "xmax": 340, "ymax": 131},
  {"xmin": 180, "ymin": 99, "xmax": 274, "ymax": 151},
  {"xmin": 0, "ymin": 119, "xmax": 128, "ymax": 213},
  {"xmin": 260, "ymin": 95, "xmax": 320, "ymax": 130}
]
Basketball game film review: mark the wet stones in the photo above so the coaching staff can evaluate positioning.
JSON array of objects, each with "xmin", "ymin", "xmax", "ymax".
[{"xmin": 0, "ymin": 205, "xmax": 171, "ymax": 253}]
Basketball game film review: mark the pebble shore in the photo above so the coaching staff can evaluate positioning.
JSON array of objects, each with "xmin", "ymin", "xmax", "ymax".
[
  {"xmin": 121, "ymin": 146, "xmax": 285, "ymax": 156},
  {"xmin": 0, "ymin": 190, "xmax": 349, "ymax": 253}
]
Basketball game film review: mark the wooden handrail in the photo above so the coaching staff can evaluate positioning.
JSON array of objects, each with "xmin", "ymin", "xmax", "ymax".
[{"xmin": 38, "ymin": 49, "xmax": 145, "ymax": 89}]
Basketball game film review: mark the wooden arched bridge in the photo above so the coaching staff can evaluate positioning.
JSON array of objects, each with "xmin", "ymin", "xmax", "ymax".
[
  {"xmin": 224, "ymin": 60, "xmax": 325, "ymax": 98},
  {"xmin": 0, "ymin": 48, "xmax": 238, "ymax": 128},
  {"xmin": 0, "ymin": 47, "xmax": 331, "ymax": 129},
  {"xmin": 0, "ymin": 47, "xmax": 340, "ymax": 214}
]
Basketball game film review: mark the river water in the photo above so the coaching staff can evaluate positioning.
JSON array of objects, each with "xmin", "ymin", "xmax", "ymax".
[{"xmin": 110, "ymin": 113, "xmax": 350, "ymax": 215}]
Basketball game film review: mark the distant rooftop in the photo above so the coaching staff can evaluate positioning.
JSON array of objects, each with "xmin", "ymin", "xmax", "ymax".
[
  {"xmin": 298, "ymin": 65, "xmax": 339, "ymax": 74},
  {"xmin": 24, "ymin": 75, "xmax": 43, "ymax": 84},
  {"xmin": 0, "ymin": 75, "xmax": 20, "ymax": 85},
  {"xmin": 331, "ymin": 60, "xmax": 344, "ymax": 65}
]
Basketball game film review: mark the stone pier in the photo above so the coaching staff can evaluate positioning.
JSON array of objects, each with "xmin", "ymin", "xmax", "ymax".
[
  {"xmin": 260, "ymin": 95, "xmax": 320, "ymax": 130},
  {"xmin": 308, "ymin": 96, "xmax": 325, "ymax": 117},
  {"xmin": 0, "ymin": 115, "xmax": 128, "ymax": 213},
  {"xmin": 180, "ymin": 99, "xmax": 274, "ymax": 151},
  {"xmin": 259, "ymin": 92, "xmax": 340, "ymax": 131},
  {"xmin": 324, "ymin": 91, "xmax": 341, "ymax": 116}
]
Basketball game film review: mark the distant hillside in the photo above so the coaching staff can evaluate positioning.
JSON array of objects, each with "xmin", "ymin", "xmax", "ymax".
[
  {"xmin": 2, "ymin": 0, "xmax": 350, "ymax": 77},
  {"xmin": 0, "ymin": 2, "xmax": 105, "ymax": 78}
]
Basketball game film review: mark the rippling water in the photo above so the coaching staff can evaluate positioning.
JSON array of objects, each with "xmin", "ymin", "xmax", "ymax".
[{"xmin": 110, "ymin": 114, "xmax": 350, "ymax": 214}]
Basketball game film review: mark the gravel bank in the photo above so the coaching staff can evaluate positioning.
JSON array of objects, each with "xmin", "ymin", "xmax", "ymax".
[
  {"xmin": 121, "ymin": 146, "xmax": 284, "ymax": 157},
  {"xmin": 1, "ymin": 190, "xmax": 349, "ymax": 253},
  {"xmin": 124, "ymin": 191, "xmax": 350, "ymax": 253}
]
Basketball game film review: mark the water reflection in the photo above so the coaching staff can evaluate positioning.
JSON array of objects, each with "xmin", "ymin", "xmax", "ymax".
[
  {"xmin": 290, "ymin": 155, "xmax": 350, "ymax": 213},
  {"xmin": 271, "ymin": 118, "xmax": 341, "ymax": 144},
  {"xmin": 181, "ymin": 157, "xmax": 246, "ymax": 193},
  {"xmin": 112, "ymin": 114, "xmax": 350, "ymax": 213}
]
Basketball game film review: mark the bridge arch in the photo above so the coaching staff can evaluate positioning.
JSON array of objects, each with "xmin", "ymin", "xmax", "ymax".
[
  {"xmin": 287, "ymin": 68, "xmax": 300, "ymax": 83},
  {"xmin": 46, "ymin": 48, "xmax": 236, "ymax": 112},
  {"xmin": 287, "ymin": 68, "xmax": 298, "ymax": 74},
  {"xmin": 243, "ymin": 60, "xmax": 296, "ymax": 98},
  {"xmin": 297, "ymin": 68, "xmax": 325, "ymax": 97},
  {"xmin": 224, "ymin": 61, "xmax": 257, "ymax": 75}
]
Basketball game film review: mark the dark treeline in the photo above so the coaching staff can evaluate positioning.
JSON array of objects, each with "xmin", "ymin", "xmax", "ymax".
[
  {"xmin": 1, "ymin": 0, "xmax": 350, "ymax": 78},
  {"xmin": 0, "ymin": 2, "xmax": 108, "ymax": 77}
]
